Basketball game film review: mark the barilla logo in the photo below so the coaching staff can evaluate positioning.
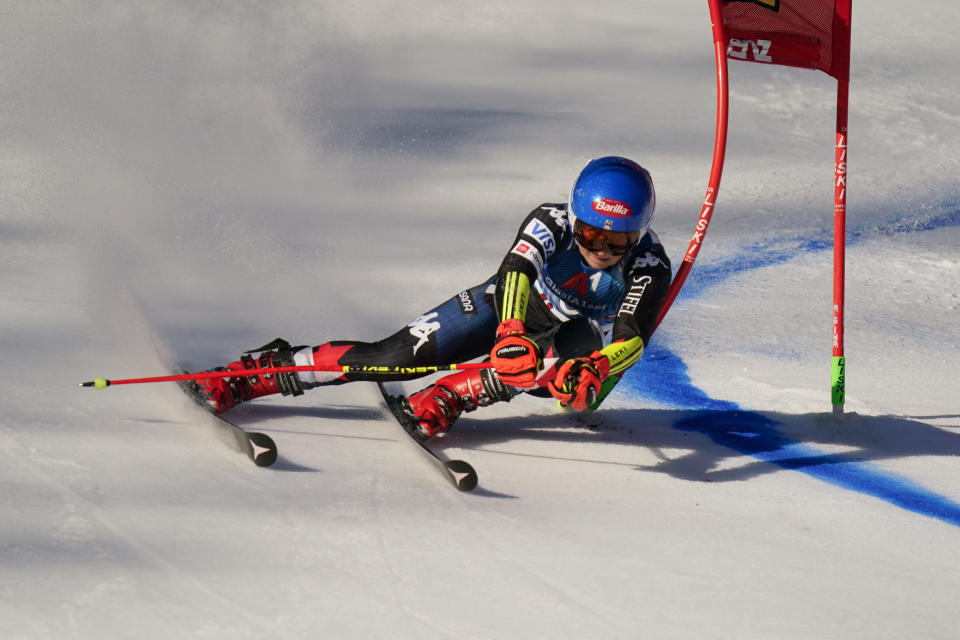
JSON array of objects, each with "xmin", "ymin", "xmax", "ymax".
[{"xmin": 592, "ymin": 198, "xmax": 632, "ymax": 217}]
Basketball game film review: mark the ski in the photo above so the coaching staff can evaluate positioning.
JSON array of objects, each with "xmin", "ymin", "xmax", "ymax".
[
  {"xmin": 179, "ymin": 380, "xmax": 278, "ymax": 467},
  {"xmin": 378, "ymin": 382, "xmax": 478, "ymax": 491}
]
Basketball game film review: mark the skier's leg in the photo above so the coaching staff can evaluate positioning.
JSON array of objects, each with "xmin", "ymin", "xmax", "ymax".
[
  {"xmin": 195, "ymin": 279, "xmax": 499, "ymax": 414},
  {"xmin": 188, "ymin": 338, "xmax": 309, "ymax": 413},
  {"xmin": 405, "ymin": 367, "xmax": 512, "ymax": 439},
  {"xmin": 403, "ymin": 293, "xmax": 604, "ymax": 437},
  {"xmin": 400, "ymin": 279, "xmax": 520, "ymax": 437},
  {"xmin": 298, "ymin": 277, "xmax": 499, "ymax": 385}
]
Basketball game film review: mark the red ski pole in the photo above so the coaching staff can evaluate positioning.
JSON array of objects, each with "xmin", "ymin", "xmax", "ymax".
[{"xmin": 79, "ymin": 362, "xmax": 494, "ymax": 390}]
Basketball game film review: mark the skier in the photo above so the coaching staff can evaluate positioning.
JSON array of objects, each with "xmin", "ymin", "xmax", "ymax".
[{"xmin": 194, "ymin": 156, "xmax": 672, "ymax": 439}]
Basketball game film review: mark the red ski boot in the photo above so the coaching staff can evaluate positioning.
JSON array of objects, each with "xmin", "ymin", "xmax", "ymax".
[
  {"xmin": 405, "ymin": 368, "xmax": 511, "ymax": 439},
  {"xmin": 191, "ymin": 339, "xmax": 307, "ymax": 414}
]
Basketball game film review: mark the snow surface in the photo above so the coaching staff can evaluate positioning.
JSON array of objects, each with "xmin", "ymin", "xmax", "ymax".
[{"xmin": 2, "ymin": 1, "xmax": 959, "ymax": 638}]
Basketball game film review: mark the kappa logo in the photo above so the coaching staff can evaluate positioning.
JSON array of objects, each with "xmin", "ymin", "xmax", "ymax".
[
  {"xmin": 632, "ymin": 251, "xmax": 664, "ymax": 270},
  {"xmin": 408, "ymin": 312, "xmax": 441, "ymax": 355},
  {"xmin": 545, "ymin": 207, "xmax": 569, "ymax": 229},
  {"xmin": 728, "ymin": 38, "xmax": 773, "ymax": 62},
  {"xmin": 724, "ymin": 0, "xmax": 779, "ymax": 10}
]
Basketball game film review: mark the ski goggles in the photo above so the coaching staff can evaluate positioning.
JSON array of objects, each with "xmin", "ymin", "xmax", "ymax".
[{"xmin": 573, "ymin": 220, "xmax": 640, "ymax": 256}]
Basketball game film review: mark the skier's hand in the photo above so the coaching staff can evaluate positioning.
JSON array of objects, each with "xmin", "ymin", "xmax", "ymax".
[
  {"xmin": 548, "ymin": 351, "xmax": 611, "ymax": 411},
  {"xmin": 490, "ymin": 319, "xmax": 542, "ymax": 388}
]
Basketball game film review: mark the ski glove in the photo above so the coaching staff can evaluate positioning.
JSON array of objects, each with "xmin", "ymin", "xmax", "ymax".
[
  {"xmin": 548, "ymin": 351, "xmax": 611, "ymax": 411},
  {"xmin": 490, "ymin": 319, "xmax": 542, "ymax": 388}
]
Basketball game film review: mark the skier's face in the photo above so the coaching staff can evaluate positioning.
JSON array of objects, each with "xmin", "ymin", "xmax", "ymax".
[
  {"xmin": 574, "ymin": 220, "xmax": 638, "ymax": 269},
  {"xmin": 578, "ymin": 243, "xmax": 624, "ymax": 269}
]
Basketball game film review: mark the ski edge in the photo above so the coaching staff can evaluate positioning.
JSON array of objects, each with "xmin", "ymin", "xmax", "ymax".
[
  {"xmin": 178, "ymin": 379, "xmax": 278, "ymax": 468},
  {"xmin": 377, "ymin": 382, "xmax": 478, "ymax": 492}
]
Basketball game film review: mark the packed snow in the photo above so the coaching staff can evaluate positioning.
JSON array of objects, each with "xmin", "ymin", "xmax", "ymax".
[{"xmin": 2, "ymin": 2, "xmax": 958, "ymax": 638}]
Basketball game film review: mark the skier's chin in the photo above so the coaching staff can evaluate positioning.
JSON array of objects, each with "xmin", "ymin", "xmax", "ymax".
[{"xmin": 580, "ymin": 247, "xmax": 622, "ymax": 270}]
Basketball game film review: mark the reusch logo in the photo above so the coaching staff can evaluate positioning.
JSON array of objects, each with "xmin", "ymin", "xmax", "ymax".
[
  {"xmin": 592, "ymin": 198, "xmax": 632, "ymax": 218},
  {"xmin": 496, "ymin": 345, "xmax": 528, "ymax": 358}
]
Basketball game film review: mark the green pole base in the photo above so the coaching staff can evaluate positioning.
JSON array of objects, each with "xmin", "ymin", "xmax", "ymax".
[{"xmin": 831, "ymin": 356, "xmax": 845, "ymax": 408}]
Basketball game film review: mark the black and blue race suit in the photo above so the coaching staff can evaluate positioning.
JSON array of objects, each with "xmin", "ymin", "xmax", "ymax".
[{"xmin": 299, "ymin": 204, "xmax": 671, "ymax": 387}]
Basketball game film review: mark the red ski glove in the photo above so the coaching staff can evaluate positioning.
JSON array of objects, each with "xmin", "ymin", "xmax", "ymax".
[
  {"xmin": 548, "ymin": 351, "xmax": 611, "ymax": 411},
  {"xmin": 490, "ymin": 319, "xmax": 542, "ymax": 388}
]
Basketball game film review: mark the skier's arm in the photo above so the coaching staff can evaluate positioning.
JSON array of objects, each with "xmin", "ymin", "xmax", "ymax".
[
  {"xmin": 598, "ymin": 336, "xmax": 646, "ymax": 377},
  {"xmin": 549, "ymin": 242, "xmax": 671, "ymax": 408},
  {"xmin": 491, "ymin": 205, "xmax": 567, "ymax": 386},
  {"xmin": 601, "ymin": 241, "xmax": 672, "ymax": 375},
  {"xmin": 494, "ymin": 205, "xmax": 566, "ymax": 322}
]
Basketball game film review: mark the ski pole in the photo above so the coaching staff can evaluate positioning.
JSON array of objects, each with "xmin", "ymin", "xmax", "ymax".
[{"xmin": 78, "ymin": 362, "xmax": 493, "ymax": 390}]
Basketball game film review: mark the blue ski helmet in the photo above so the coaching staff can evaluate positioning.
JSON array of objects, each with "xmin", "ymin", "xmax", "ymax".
[{"xmin": 569, "ymin": 156, "xmax": 655, "ymax": 233}]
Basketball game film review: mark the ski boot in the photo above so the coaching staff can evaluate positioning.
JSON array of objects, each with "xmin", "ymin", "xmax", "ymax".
[
  {"xmin": 192, "ymin": 339, "xmax": 307, "ymax": 414},
  {"xmin": 405, "ymin": 367, "xmax": 511, "ymax": 439}
]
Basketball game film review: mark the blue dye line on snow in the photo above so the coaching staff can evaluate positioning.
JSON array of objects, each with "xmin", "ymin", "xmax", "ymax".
[
  {"xmin": 620, "ymin": 201, "xmax": 960, "ymax": 528},
  {"xmin": 622, "ymin": 344, "xmax": 960, "ymax": 528},
  {"xmin": 679, "ymin": 198, "xmax": 960, "ymax": 299}
]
